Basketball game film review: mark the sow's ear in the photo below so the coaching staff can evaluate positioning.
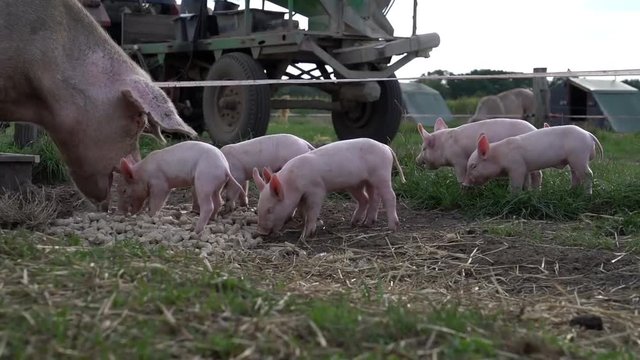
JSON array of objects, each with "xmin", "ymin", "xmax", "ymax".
[{"xmin": 122, "ymin": 77, "xmax": 197, "ymax": 140}]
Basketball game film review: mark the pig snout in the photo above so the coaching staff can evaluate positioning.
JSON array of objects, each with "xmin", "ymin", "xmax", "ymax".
[{"xmin": 69, "ymin": 169, "xmax": 113, "ymax": 203}]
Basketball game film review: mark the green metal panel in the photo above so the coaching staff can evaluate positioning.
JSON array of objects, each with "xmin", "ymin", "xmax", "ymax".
[
  {"xmin": 268, "ymin": 0, "xmax": 326, "ymax": 17},
  {"xmin": 400, "ymin": 83, "xmax": 453, "ymax": 126},
  {"xmin": 592, "ymin": 92, "xmax": 640, "ymax": 133}
]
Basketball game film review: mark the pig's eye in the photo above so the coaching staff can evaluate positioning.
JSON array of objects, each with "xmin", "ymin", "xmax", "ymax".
[
  {"xmin": 267, "ymin": 207, "xmax": 273, "ymax": 214},
  {"xmin": 470, "ymin": 164, "xmax": 477, "ymax": 169}
]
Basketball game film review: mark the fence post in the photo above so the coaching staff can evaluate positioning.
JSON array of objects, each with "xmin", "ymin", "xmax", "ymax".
[
  {"xmin": 13, "ymin": 123, "xmax": 41, "ymax": 149},
  {"xmin": 532, "ymin": 67, "xmax": 550, "ymax": 128}
]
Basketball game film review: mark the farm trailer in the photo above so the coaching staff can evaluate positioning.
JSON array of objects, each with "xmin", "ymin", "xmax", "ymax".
[{"xmin": 84, "ymin": 0, "xmax": 441, "ymax": 145}]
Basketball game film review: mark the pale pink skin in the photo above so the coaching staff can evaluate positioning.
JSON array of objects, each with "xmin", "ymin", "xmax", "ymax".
[
  {"xmin": 117, "ymin": 141, "xmax": 245, "ymax": 233},
  {"xmin": 0, "ymin": 0, "xmax": 195, "ymax": 208},
  {"xmin": 252, "ymin": 138, "xmax": 405, "ymax": 241},
  {"xmin": 220, "ymin": 134, "xmax": 315, "ymax": 211},
  {"xmin": 464, "ymin": 125, "xmax": 604, "ymax": 194},
  {"xmin": 416, "ymin": 118, "xmax": 543, "ymax": 189}
]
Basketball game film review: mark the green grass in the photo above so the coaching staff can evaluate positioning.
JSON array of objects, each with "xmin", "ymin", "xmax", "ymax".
[
  {"xmin": 1, "ymin": 119, "xmax": 639, "ymax": 357},
  {"xmin": 446, "ymin": 96, "xmax": 480, "ymax": 118},
  {"xmin": 0, "ymin": 125, "xmax": 177, "ymax": 184},
  {"xmin": 260, "ymin": 118, "xmax": 640, "ymax": 246},
  {"xmin": 1, "ymin": 233, "xmax": 631, "ymax": 359},
  {"xmin": 481, "ymin": 211, "xmax": 640, "ymax": 254},
  {"xmin": 267, "ymin": 114, "xmax": 337, "ymax": 144},
  {"xmin": 0, "ymin": 127, "xmax": 67, "ymax": 183},
  {"xmin": 391, "ymin": 122, "xmax": 640, "ymax": 222},
  {"xmin": 2, "ymin": 119, "xmax": 638, "ymax": 227}
]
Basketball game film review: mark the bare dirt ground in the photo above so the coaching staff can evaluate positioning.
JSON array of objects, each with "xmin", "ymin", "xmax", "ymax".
[
  {"xmin": 50, "ymin": 183, "xmax": 639, "ymax": 298},
  {"xmin": 40, "ymin": 183, "xmax": 640, "ymax": 347}
]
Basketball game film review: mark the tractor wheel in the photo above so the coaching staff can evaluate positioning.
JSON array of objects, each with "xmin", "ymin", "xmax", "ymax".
[
  {"xmin": 331, "ymin": 77, "xmax": 403, "ymax": 144},
  {"xmin": 203, "ymin": 52, "xmax": 271, "ymax": 146}
]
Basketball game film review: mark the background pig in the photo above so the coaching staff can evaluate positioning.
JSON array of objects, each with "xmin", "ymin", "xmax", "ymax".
[
  {"xmin": 464, "ymin": 125, "xmax": 604, "ymax": 194},
  {"xmin": 220, "ymin": 134, "xmax": 315, "ymax": 211},
  {"xmin": 468, "ymin": 88, "xmax": 536, "ymax": 123},
  {"xmin": 0, "ymin": 0, "xmax": 196, "ymax": 207},
  {"xmin": 416, "ymin": 118, "xmax": 543, "ymax": 189},
  {"xmin": 251, "ymin": 138, "xmax": 406, "ymax": 241},
  {"xmin": 117, "ymin": 141, "xmax": 245, "ymax": 233}
]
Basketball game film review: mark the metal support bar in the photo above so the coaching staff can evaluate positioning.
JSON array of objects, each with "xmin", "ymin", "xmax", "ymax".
[
  {"xmin": 244, "ymin": 0, "xmax": 250, "ymax": 36},
  {"xmin": 288, "ymin": 0, "xmax": 294, "ymax": 30},
  {"xmin": 301, "ymin": 37, "xmax": 415, "ymax": 79},
  {"xmin": 412, "ymin": 0, "xmax": 417, "ymax": 36}
]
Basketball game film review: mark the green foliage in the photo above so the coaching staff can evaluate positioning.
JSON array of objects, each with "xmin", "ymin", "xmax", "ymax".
[
  {"xmin": 392, "ymin": 125, "xmax": 640, "ymax": 222},
  {"xmin": 273, "ymin": 85, "xmax": 330, "ymax": 101},
  {"xmin": 622, "ymin": 79, "xmax": 640, "ymax": 90},
  {"xmin": 417, "ymin": 69, "xmax": 532, "ymax": 99},
  {"xmin": 0, "ymin": 130, "xmax": 68, "ymax": 183},
  {"xmin": 447, "ymin": 96, "xmax": 480, "ymax": 117}
]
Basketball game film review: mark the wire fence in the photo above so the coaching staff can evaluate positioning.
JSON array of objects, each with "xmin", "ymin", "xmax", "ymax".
[{"xmin": 154, "ymin": 68, "xmax": 640, "ymax": 88}]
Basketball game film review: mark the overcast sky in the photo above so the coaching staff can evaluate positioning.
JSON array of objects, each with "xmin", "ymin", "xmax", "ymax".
[{"xmin": 186, "ymin": 0, "xmax": 640, "ymax": 80}]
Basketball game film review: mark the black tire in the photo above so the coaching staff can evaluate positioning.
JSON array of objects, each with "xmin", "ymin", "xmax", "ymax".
[
  {"xmin": 331, "ymin": 77, "xmax": 403, "ymax": 144},
  {"xmin": 203, "ymin": 52, "xmax": 271, "ymax": 146}
]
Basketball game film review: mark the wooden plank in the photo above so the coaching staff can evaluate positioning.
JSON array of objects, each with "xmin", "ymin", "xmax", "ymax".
[{"xmin": 532, "ymin": 67, "xmax": 550, "ymax": 128}]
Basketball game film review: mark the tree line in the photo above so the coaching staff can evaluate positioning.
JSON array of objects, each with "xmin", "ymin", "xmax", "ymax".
[
  {"xmin": 273, "ymin": 69, "xmax": 640, "ymax": 100},
  {"xmin": 418, "ymin": 69, "xmax": 640, "ymax": 100}
]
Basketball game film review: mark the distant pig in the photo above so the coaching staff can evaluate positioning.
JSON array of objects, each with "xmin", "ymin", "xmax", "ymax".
[
  {"xmin": 416, "ymin": 117, "xmax": 543, "ymax": 189},
  {"xmin": 117, "ymin": 141, "xmax": 245, "ymax": 233},
  {"xmin": 463, "ymin": 125, "xmax": 604, "ymax": 194},
  {"xmin": 251, "ymin": 138, "xmax": 406, "ymax": 240},
  {"xmin": 220, "ymin": 134, "xmax": 315, "ymax": 211}
]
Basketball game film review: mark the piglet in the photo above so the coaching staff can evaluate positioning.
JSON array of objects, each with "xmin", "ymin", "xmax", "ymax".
[
  {"xmin": 251, "ymin": 138, "xmax": 406, "ymax": 241},
  {"xmin": 220, "ymin": 134, "xmax": 315, "ymax": 211},
  {"xmin": 416, "ymin": 117, "xmax": 542, "ymax": 189},
  {"xmin": 116, "ymin": 141, "xmax": 245, "ymax": 233},
  {"xmin": 463, "ymin": 125, "xmax": 604, "ymax": 194}
]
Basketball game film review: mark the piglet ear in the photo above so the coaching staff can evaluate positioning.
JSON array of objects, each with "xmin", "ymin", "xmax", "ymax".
[
  {"xmin": 262, "ymin": 167, "xmax": 273, "ymax": 183},
  {"xmin": 477, "ymin": 133, "xmax": 490, "ymax": 159},
  {"xmin": 434, "ymin": 117, "xmax": 448, "ymax": 131},
  {"xmin": 252, "ymin": 167, "xmax": 266, "ymax": 192},
  {"xmin": 125, "ymin": 153, "xmax": 140, "ymax": 164},
  {"xmin": 543, "ymin": 123, "xmax": 550, "ymax": 128},
  {"xmin": 417, "ymin": 123, "xmax": 430, "ymax": 139},
  {"xmin": 269, "ymin": 174, "xmax": 285, "ymax": 201},
  {"xmin": 119, "ymin": 157, "xmax": 135, "ymax": 182}
]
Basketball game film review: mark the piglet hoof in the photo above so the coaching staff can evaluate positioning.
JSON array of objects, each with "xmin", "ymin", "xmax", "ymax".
[
  {"xmin": 194, "ymin": 224, "xmax": 205, "ymax": 234},
  {"xmin": 363, "ymin": 218, "xmax": 376, "ymax": 227}
]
